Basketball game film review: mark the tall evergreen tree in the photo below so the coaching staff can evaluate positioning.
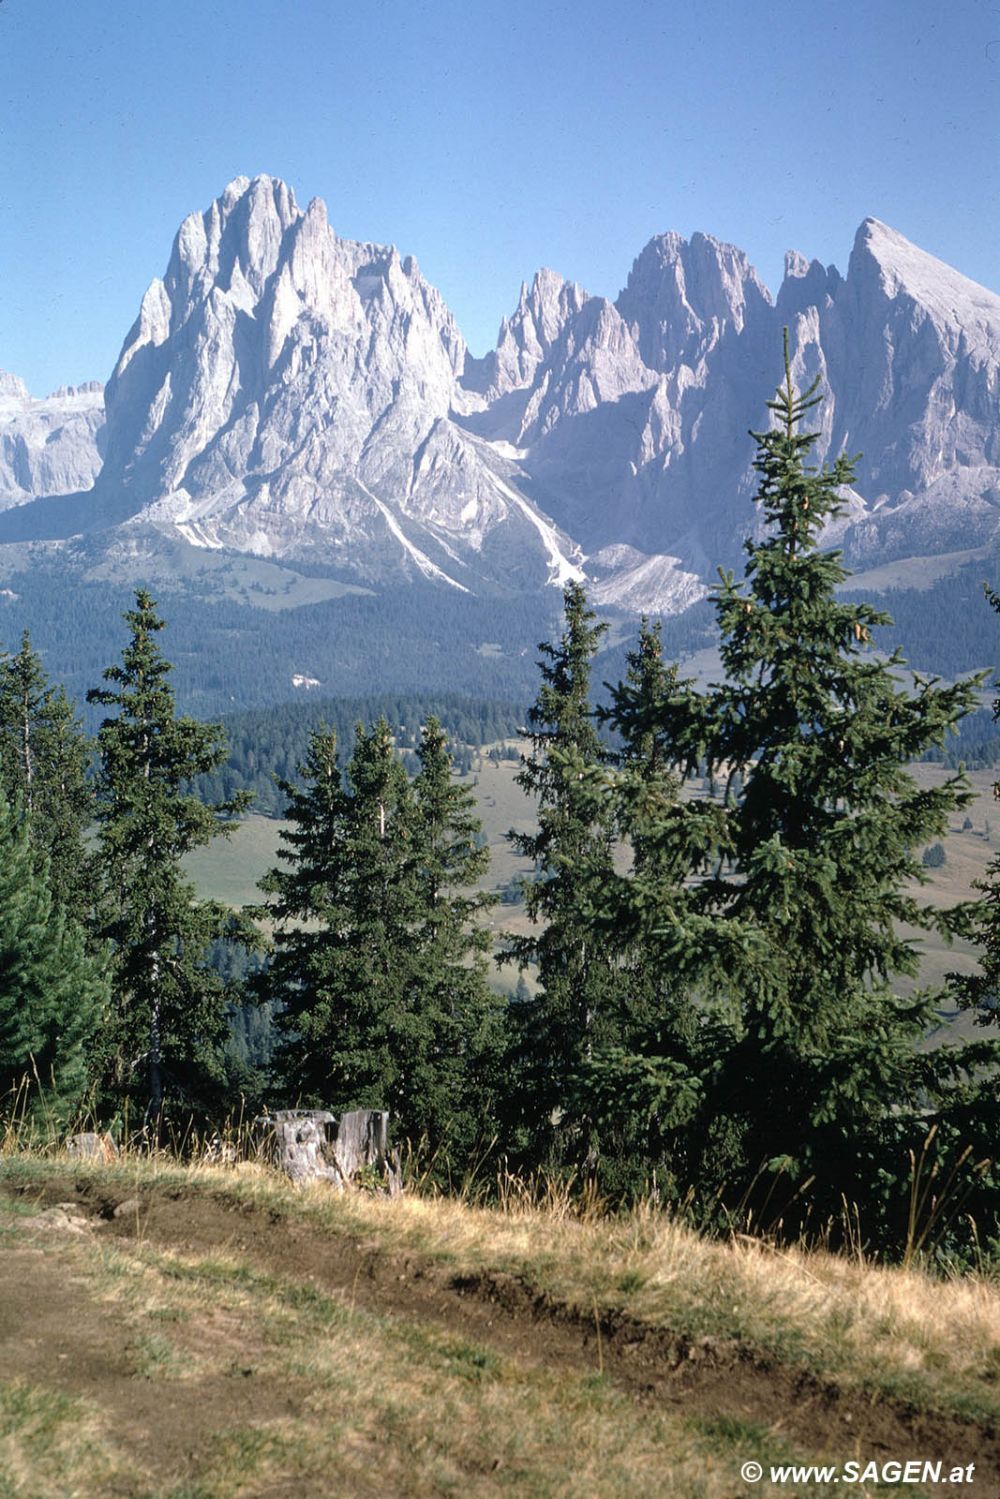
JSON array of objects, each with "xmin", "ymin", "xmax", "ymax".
[
  {"xmin": 504, "ymin": 581, "xmax": 623, "ymax": 1166},
  {"xmin": 0, "ymin": 631, "xmax": 92, "ymax": 916},
  {"xmin": 567, "ymin": 618, "xmax": 720, "ymax": 1193},
  {"xmin": 607, "ymin": 619, "xmax": 688, "ymax": 880},
  {"xmin": 261, "ymin": 723, "xmax": 369, "ymax": 1107},
  {"xmin": 605, "ymin": 337, "xmax": 985, "ymax": 1230},
  {"xmin": 262, "ymin": 717, "xmax": 502, "ymax": 1159},
  {"xmin": 951, "ymin": 585, "xmax": 1000, "ymax": 1027},
  {"xmin": 0, "ymin": 792, "xmax": 107, "ymax": 1119},
  {"xmin": 410, "ymin": 716, "xmax": 506, "ymax": 1158},
  {"xmin": 87, "ymin": 590, "xmax": 253, "ymax": 1127}
]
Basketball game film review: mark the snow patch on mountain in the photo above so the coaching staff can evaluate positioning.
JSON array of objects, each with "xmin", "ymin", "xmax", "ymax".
[
  {"xmin": 587, "ymin": 544, "xmax": 706, "ymax": 614},
  {"xmin": 490, "ymin": 475, "xmax": 585, "ymax": 587},
  {"xmin": 366, "ymin": 491, "xmax": 470, "ymax": 592}
]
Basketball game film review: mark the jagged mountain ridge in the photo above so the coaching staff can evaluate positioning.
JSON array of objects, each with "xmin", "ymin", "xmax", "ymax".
[
  {"xmin": 0, "ymin": 375, "xmax": 105, "ymax": 506},
  {"xmin": 5, "ymin": 176, "xmax": 1000, "ymax": 616},
  {"xmin": 92, "ymin": 175, "xmax": 592, "ymax": 599},
  {"xmin": 465, "ymin": 218, "xmax": 1000, "ymax": 577}
]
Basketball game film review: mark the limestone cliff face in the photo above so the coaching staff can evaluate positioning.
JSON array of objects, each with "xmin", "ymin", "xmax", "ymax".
[
  {"xmin": 467, "ymin": 218, "xmax": 1000, "ymax": 573},
  {"xmin": 98, "ymin": 175, "xmax": 539, "ymax": 591},
  {"xmin": 780, "ymin": 219, "xmax": 1000, "ymax": 564},
  {"xmin": 0, "ymin": 376, "xmax": 104, "ymax": 506},
  {"xmin": 22, "ymin": 177, "xmax": 1000, "ymax": 614}
]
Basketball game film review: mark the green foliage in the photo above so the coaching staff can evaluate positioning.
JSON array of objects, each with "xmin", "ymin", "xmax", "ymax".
[
  {"xmin": 0, "ymin": 630, "xmax": 93, "ymax": 917},
  {"xmin": 693, "ymin": 343, "xmax": 982, "ymax": 1225},
  {"xmin": 950, "ymin": 586, "xmax": 1000, "ymax": 1036},
  {"xmin": 577, "ymin": 338, "xmax": 989, "ymax": 1241},
  {"xmin": 259, "ymin": 717, "xmax": 505, "ymax": 1162},
  {"xmin": 0, "ymin": 571, "xmax": 563, "ymax": 724},
  {"xmin": 408, "ymin": 716, "xmax": 508, "ymax": 1160},
  {"xmin": 87, "ymin": 590, "xmax": 257, "ymax": 1127},
  {"xmin": 922, "ymin": 842, "xmax": 947, "ymax": 868},
  {"xmin": 841, "ymin": 562, "xmax": 1000, "ymax": 683},
  {"xmin": 579, "ymin": 617, "xmax": 723, "ymax": 1197},
  {"xmin": 0, "ymin": 793, "xmax": 107, "ymax": 1118},
  {"xmin": 193, "ymin": 693, "xmax": 528, "ymax": 815},
  {"xmin": 503, "ymin": 582, "xmax": 630, "ymax": 1168}
]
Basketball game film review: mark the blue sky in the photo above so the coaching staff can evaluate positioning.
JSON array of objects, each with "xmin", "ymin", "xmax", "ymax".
[{"xmin": 1, "ymin": 0, "xmax": 998, "ymax": 393}]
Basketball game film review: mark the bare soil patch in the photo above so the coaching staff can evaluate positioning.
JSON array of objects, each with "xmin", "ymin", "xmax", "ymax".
[{"xmin": 0, "ymin": 1239, "xmax": 314, "ymax": 1496}]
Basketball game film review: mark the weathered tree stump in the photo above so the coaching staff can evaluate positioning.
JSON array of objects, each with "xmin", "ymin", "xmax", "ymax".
[
  {"xmin": 65, "ymin": 1131, "xmax": 118, "ymax": 1161},
  {"xmin": 253, "ymin": 1108, "xmax": 401, "ymax": 1192}
]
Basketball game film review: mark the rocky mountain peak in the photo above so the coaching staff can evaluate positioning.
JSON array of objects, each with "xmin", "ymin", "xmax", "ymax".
[
  {"xmin": 47, "ymin": 380, "xmax": 105, "ymax": 399},
  {"xmin": 847, "ymin": 218, "xmax": 1000, "ymax": 345},
  {"xmin": 0, "ymin": 371, "xmax": 105, "ymax": 502},
  {"xmin": 167, "ymin": 174, "xmax": 302, "ymax": 306},
  {"xmin": 0, "ymin": 372, "xmax": 30, "ymax": 402},
  {"xmin": 8, "ymin": 188, "xmax": 1000, "ymax": 621},
  {"xmin": 776, "ymin": 251, "xmax": 841, "ymax": 317},
  {"xmin": 467, "ymin": 267, "xmax": 590, "ymax": 398},
  {"xmin": 99, "ymin": 174, "xmax": 472, "ymax": 513},
  {"xmin": 616, "ymin": 229, "xmax": 772, "ymax": 373},
  {"xmin": 517, "ymin": 268, "xmax": 589, "ymax": 347}
]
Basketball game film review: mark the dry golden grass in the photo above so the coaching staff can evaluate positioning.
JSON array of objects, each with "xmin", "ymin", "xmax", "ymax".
[
  {"xmin": 6, "ymin": 1149, "xmax": 1000, "ymax": 1427},
  {"xmin": 262, "ymin": 1175, "xmax": 1000, "ymax": 1421},
  {"xmin": 0, "ymin": 1170, "xmax": 831, "ymax": 1498}
]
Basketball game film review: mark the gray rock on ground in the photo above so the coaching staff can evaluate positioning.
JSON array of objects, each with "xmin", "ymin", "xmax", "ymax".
[{"xmin": 21, "ymin": 1203, "xmax": 92, "ymax": 1234}]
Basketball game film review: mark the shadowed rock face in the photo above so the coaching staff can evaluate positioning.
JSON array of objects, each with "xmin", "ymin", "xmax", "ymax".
[
  {"xmin": 8, "ymin": 180, "xmax": 1000, "ymax": 615},
  {"xmin": 466, "ymin": 218, "xmax": 1000, "ymax": 573}
]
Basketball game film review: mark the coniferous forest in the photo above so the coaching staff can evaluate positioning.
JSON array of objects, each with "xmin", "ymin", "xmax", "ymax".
[{"xmin": 5, "ymin": 350, "xmax": 1000, "ymax": 1263}]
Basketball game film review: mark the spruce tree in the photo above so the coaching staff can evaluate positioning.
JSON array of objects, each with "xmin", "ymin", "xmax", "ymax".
[
  {"xmin": 951, "ymin": 585, "xmax": 1000, "ymax": 1028},
  {"xmin": 87, "ymin": 590, "xmax": 253, "ymax": 1128},
  {"xmin": 0, "ymin": 631, "xmax": 93, "ymax": 917},
  {"xmin": 0, "ymin": 793, "xmax": 107, "ymax": 1120},
  {"xmin": 410, "ymin": 716, "xmax": 505, "ymax": 1158},
  {"xmin": 262, "ymin": 717, "xmax": 502, "ymax": 1160},
  {"xmin": 259, "ymin": 724, "xmax": 358, "ymax": 1105},
  {"xmin": 628, "ymin": 337, "xmax": 984, "ymax": 1225},
  {"xmin": 264, "ymin": 720, "xmax": 423, "ymax": 1121},
  {"xmin": 504, "ymin": 581, "xmax": 623, "ymax": 1166},
  {"xmin": 568, "ymin": 618, "xmax": 719, "ymax": 1193},
  {"xmin": 607, "ymin": 619, "xmax": 688, "ymax": 881}
]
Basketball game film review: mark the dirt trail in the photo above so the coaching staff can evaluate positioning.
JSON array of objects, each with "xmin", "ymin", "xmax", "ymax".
[
  {"xmin": 0, "ymin": 1237, "xmax": 333, "ymax": 1498},
  {"xmin": 5, "ymin": 1174, "xmax": 1000, "ymax": 1489}
]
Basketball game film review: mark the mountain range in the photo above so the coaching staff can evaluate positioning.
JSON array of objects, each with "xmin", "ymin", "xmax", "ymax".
[{"xmin": 2, "ymin": 175, "xmax": 999, "ymax": 706}]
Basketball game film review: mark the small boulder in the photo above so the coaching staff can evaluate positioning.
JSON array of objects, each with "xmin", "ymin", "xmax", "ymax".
[{"xmin": 22, "ymin": 1204, "xmax": 90, "ymax": 1234}]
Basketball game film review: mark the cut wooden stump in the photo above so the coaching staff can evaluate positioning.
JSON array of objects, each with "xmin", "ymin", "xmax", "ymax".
[
  {"xmin": 253, "ymin": 1109, "xmax": 401, "ymax": 1193},
  {"xmin": 65, "ymin": 1132, "xmax": 118, "ymax": 1161}
]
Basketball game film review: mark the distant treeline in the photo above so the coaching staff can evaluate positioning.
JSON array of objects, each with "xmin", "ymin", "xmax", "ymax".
[
  {"xmin": 0, "ymin": 565, "xmax": 562, "ymax": 721},
  {"xmin": 839, "ymin": 566, "xmax": 1000, "ymax": 767},
  {"xmin": 841, "ymin": 561, "xmax": 999, "ymax": 680},
  {"xmin": 192, "ymin": 692, "xmax": 529, "ymax": 815},
  {"xmin": 924, "ymin": 706, "xmax": 1000, "ymax": 769},
  {"xmin": 1, "ymin": 550, "xmax": 996, "ymax": 727}
]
